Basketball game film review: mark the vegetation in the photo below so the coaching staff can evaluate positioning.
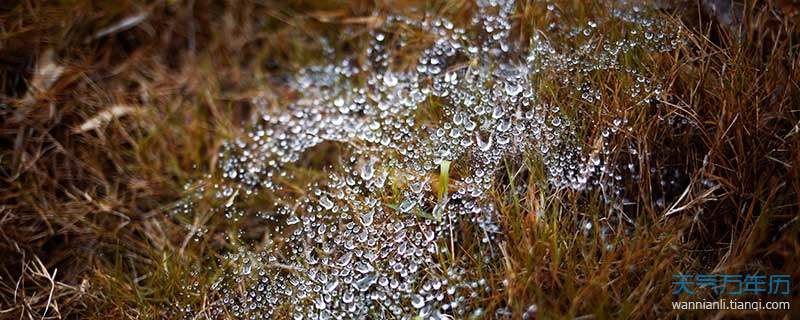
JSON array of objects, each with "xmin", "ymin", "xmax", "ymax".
[{"xmin": 1, "ymin": 0, "xmax": 798, "ymax": 319}]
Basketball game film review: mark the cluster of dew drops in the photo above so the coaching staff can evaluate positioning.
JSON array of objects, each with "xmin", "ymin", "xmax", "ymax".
[{"xmin": 174, "ymin": 1, "xmax": 683, "ymax": 319}]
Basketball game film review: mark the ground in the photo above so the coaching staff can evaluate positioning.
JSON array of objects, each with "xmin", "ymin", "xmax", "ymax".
[{"xmin": 0, "ymin": 1, "xmax": 799, "ymax": 319}]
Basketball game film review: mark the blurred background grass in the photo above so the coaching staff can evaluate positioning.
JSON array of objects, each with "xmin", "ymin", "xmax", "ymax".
[{"xmin": 1, "ymin": 0, "xmax": 798, "ymax": 318}]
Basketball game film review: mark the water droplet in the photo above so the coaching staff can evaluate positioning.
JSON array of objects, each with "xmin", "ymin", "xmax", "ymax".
[
  {"xmin": 476, "ymin": 132, "xmax": 493, "ymax": 151},
  {"xmin": 354, "ymin": 273, "xmax": 377, "ymax": 292},
  {"xmin": 240, "ymin": 262, "xmax": 252, "ymax": 275},
  {"xmin": 361, "ymin": 160, "xmax": 375, "ymax": 180},
  {"xmin": 497, "ymin": 119, "xmax": 511, "ymax": 132},
  {"xmin": 360, "ymin": 210, "xmax": 374, "ymax": 226},
  {"xmin": 336, "ymin": 252, "xmax": 353, "ymax": 266},
  {"xmin": 492, "ymin": 106, "xmax": 504, "ymax": 119},
  {"xmin": 324, "ymin": 280, "xmax": 339, "ymax": 293},
  {"xmin": 504, "ymin": 81, "xmax": 522, "ymax": 96},
  {"xmin": 343, "ymin": 291, "xmax": 354, "ymax": 303},
  {"xmin": 383, "ymin": 73, "xmax": 398, "ymax": 87},
  {"xmin": 320, "ymin": 196, "xmax": 334, "ymax": 210},
  {"xmin": 411, "ymin": 294, "xmax": 425, "ymax": 309},
  {"xmin": 398, "ymin": 199, "xmax": 415, "ymax": 213}
]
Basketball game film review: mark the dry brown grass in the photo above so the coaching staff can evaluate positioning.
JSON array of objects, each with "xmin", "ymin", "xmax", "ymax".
[{"xmin": 1, "ymin": 0, "xmax": 798, "ymax": 319}]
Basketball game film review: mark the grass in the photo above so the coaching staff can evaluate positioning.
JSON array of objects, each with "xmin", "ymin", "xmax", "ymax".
[{"xmin": 1, "ymin": 0, "xmax": 799, "ymax": 319}]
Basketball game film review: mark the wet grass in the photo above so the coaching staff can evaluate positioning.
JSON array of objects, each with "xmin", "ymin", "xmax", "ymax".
[{"xmin": 1, "ymin": 0, "xmax": 799, "ymax": 319}]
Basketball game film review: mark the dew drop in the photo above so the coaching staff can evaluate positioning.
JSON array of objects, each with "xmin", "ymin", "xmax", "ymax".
[
  {"xmin": 398, "ymin": 199, "xmax": 415, "ymax": 213},
  {"xmin": 320, "ymin": 196, "xmax": 334, "ymax": 210}
]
